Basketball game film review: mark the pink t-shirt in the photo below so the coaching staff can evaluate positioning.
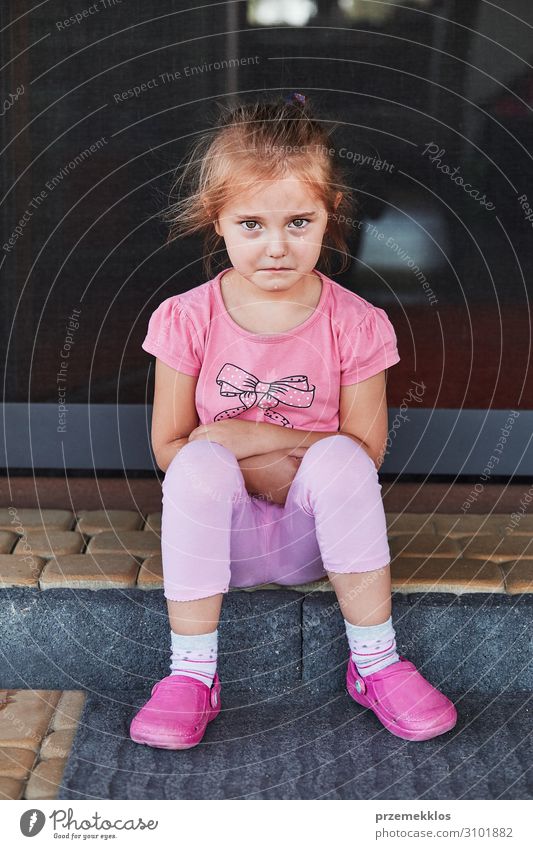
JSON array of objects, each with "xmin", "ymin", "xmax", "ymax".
[{"xmin": 141, "ymin": 267, "xmax": 400, "ymax": 432}]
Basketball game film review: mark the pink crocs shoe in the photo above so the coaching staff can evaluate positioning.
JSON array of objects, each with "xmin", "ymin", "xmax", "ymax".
[
  {"xmin": 129, "ymin": 672, "xmax": 221, "ymax": 750},
  {"xmin": 346, "ymin": 655, "xmax": 457, "ymax": 742}
]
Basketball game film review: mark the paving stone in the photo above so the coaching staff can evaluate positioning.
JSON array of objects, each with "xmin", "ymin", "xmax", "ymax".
[
  {"xmin": 0, "ymin": 509, "xmax": 74, "ymax": 531},
  {"xmin": 432, "ymin": 513, "xmax": 507, "ymax": 538},
  {"xmin": 41, "ymin": 728, "xmax": 77, "ymax": 760},
  {"xmin": 51, "ymin": 692, "xmax": 86, "ymax": 732},
  {"xmin": 498, "ymin": 513, "xmax": 533, "ymax": 535},
  {"xmin": 0, "ymin": 531, "xmax": 17, "ymax": 553},
  {"xmin": 25, "ymin": 758, "xmax": 67, "ymax": 800},
  {"xmin": 136, "ymin": 554, "xmax": 163, "ymax": 589},
  {"xmin": 40, "ymin": 554, "xmax": 139, "ymax": 589},
  {"xmin": 75, "ymin": 510, "xmax": 143, "ymax": 535},
  {"xmin": 0, "ymin": 777, "xmax": 24, "ymax": 799},
  {"xmin": 86, "ymin": 530, "xmax": 160, "ymax": 558},
  {"xmin": 385, "ymin": 512, "xmax": 436, "ymax": 535},
  {"xmin": 0, "ymin": 690, "xmax": 61, "ymax": 752},
  {"xmin": 461, "ymin": 534, "xmax": 533, "ymax": 563},
  {"xmin": 0, "ymin": 555, "xmax": 46, "ymax": 587},
  {"xmin": 502, "ymin": 561, "xmax": 533, "ymax": 594},
  {"xmin": 390, "ymin": 533, "xmax": 461, "ymax": 558},
  {"xmin": 0, "ymin": 746, "xmax": 37, "ymax": 780},
  {"xmin": 143, "ymin": 512, "xmax": 161, "ymax": 532},
  {"xmin": 391, "ymin": 556, "xmax": 505, "ymax": 594},
  {"xmin": 13, "ymin": 531, "xmax": 84, "ymax": 557}
]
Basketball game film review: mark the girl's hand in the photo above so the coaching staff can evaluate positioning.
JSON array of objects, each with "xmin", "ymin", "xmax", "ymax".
[
  {"xmin": 240, "ymin": 447, "xmax": 308, "ymax": 505},
  {"xmin": 188, "ymin": 420, "xmax": 264, "ymax": 460}
]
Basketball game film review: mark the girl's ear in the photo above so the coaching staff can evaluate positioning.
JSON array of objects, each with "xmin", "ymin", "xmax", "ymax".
[
  {"xmin": 325, "ymin": 192, "xmax": 343, "ymax": 233},
  {"xmin": 203, "ymin": 200, "xmax": 221, "ymax": 235}
]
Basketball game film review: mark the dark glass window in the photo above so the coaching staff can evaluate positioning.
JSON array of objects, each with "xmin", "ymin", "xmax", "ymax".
[{"xmin": 2, "ymin": 0, "xmax": 531, "ymax": 411}]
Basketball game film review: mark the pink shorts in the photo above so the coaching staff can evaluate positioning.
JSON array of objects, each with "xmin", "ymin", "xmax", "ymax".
[{"xmin": 160, "ymin": 434, "xmax": 391, "ymax": 601}]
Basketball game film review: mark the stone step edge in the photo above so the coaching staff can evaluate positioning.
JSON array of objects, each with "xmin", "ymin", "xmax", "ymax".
[
  {"xmin": 3, "ymin": 592, "xmax": 531, "ymax": 700},
  {"xmin": 1, "ymin": 558, "xmax": 531, "ymax": 595}
]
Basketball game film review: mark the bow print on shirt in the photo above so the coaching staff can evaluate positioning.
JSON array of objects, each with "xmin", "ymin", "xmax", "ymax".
[{"xmin": 214, "ymin": 363, "xmax": 315, "ymax": 428}]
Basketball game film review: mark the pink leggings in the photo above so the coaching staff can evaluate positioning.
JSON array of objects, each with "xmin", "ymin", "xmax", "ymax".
[{"xmin": 161, "ymin": 434, "xmax": 391, "ymax": 601}]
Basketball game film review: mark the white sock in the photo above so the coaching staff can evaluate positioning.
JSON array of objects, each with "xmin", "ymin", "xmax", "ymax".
[
  {"xmin": 344, "ymin": 616, "xmax": 400, "ymax": 677},
  {"xmin": 169, "ymin": 628, "xmax": 218, "ymax": 688}
]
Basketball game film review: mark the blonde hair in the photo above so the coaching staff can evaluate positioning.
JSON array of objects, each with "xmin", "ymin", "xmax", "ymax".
[{"xmin": 160, "ymin": 94, "xmax": 356, "ymax": 279}]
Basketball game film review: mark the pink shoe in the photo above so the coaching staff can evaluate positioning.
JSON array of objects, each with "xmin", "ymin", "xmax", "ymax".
[
  {"xmin": 346, "ymin": 656, "xmax": 457, "ymax": 742},
  {"xmin": 129, "ymin": 672, "xmax": 221, "ymax": 750}
]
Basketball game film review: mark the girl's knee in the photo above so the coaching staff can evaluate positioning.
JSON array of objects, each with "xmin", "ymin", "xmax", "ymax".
[
  {"xmin": 163, "ymin": 439, "xmax": 243, "ymax": 497},
  {"xmin": 302, "ymin": 434, "xmax": 376, "ymax": 475},
  {"xmin": 293, "ymin": 435, "xmax": 379, "ymax": 504}
]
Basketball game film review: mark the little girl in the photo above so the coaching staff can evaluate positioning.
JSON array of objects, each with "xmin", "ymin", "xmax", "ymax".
[{"xmin": 130, "ymin": 93, "xmax": 457, "ymax": 750}]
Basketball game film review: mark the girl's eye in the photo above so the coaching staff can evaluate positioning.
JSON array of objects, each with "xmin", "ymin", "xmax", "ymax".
[{"xmin": 238, "ymin": 219, "xmax": 310, "ymax": 231}]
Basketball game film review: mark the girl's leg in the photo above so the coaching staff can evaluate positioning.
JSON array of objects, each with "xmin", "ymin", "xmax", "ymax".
[
  {"xmin": 161, "ymin": 439, "xmax": 270, "ymax": 630},
  {"xmin": 284, "ymin": 434, "xmax": 398, "ymax": 665},
  {"xmin": 166, "ymin": 596, "xmax": 223, "ymax": 637},
  {"xmin": 269, "ymin": 433, "xmax": 392, "ymax": 594},
  {"xmin": 130, "ymin": 439, "xmax": 281, "ymax": 749},
  {"xmin": 326, "ymin": 566, "xmax": 391, "ymax": 626},
  {"xmin": 294, "ymin": 436, "xmax": 393, "ymax": 626},
  {"xmin": 282, "ymin": 435, "xmax": 457, "ymax": 739}
]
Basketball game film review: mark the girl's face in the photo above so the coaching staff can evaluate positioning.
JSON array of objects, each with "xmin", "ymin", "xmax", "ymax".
[{"xmin": 214, "ymin": 176, "xmax": 340, "ymax": 293}]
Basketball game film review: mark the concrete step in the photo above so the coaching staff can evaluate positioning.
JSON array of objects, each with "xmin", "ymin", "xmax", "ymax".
[
  {"xmin": 57, "ymin": 689, "xmax": 532, "ymax": 800},
  {"xmin": 2, "ymin": 589, "xmax": 532, "ymax": 698}
]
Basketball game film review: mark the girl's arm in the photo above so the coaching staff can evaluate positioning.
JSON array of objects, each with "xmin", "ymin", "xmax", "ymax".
[
  {"xmin": 338, "ymin": 371, "xmax": 390, "ymax": 469},
  {"xmin": 153, "ymin": 437, "xmax": 190, "ymax": 473},
  {"xmin": 188, "ymin": 372, "xmax": 389, "ymax": 469},
  {"xmin": 156, "ymin": 439, "xmax": 302, "ymax": 506},
  {"xmin": 150, "ymin": 359, "xmax": 199, "ymax": 472},
  {"xmin": 151, "ymin": 360, "xmax": 305, "ymax": 503},
  {"xmin": 239, "ymin": 371, "xmax": 389, "ymax": 469},
  {"xmin": 188, "ymin": 420, "xmax": 371, "ymax": 463}
]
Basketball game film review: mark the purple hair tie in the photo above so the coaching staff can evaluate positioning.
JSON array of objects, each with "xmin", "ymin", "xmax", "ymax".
[{"xmin": 285, "ymin": 91, "xmax": 306, "ymax": 106}]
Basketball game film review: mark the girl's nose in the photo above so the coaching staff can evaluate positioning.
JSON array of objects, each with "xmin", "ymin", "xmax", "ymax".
[{"xmin": 266, "ymin": 242, "xmax": 287, "ymax": 257}]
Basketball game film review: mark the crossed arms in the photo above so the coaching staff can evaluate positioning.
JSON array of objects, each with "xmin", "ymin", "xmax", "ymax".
[{"xmin": 150, "ymin": 359, "xmax": 390, "ymax": 505}]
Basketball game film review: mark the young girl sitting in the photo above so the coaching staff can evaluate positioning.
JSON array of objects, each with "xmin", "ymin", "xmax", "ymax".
[{"xmin": 130, "ymin": 93, "xmax": 457, "ymax": 750}]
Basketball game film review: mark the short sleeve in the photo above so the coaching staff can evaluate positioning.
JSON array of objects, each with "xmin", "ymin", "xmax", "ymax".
[
  {"xmin": 141, "ymin": 297, "xmax": 202, "ymax": 376},
  {"xmin": 339, "ymin": 305, "xmax": 400, "ymax": 385}
]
